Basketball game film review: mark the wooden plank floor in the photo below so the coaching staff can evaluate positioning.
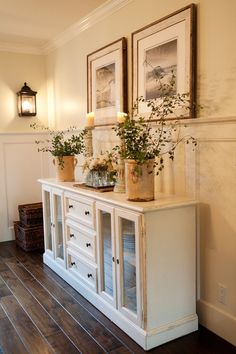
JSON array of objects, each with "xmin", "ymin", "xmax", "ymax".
[{"xmin": 0, "ymin": 242, "xmax": 235, "ymax": 354}]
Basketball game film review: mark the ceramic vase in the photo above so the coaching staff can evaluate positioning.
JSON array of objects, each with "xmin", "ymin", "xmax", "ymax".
[
  {"xmin": 53, "ymin": 156, "xmax": 77, "ymax": 182},
  {"xmin": 125, "ymin": 159, "xmax": 155, "ymax": 201}
]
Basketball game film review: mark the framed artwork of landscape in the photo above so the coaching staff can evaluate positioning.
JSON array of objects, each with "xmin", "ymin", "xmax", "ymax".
[
  {"xmin": 132, "ymin": 4, "xmax": 196, "ymax": 118},
  {"xmin": 87, "ymin": 37, "xmax": 127, "ymax": 126}
]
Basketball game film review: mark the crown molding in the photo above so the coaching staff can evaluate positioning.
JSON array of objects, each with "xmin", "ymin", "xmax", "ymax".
[
  {"xmin": 42, "ymin": 0, "xmax": 133, "ymax": 54},
  {"xmin": 0, "ymin": 41, "xmax": 43, "ymax": 55},
  {"xmin": 0, "ymin": 0, "xmax": 132, "ymax": 55}
]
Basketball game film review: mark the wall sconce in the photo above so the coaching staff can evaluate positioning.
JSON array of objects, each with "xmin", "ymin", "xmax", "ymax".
[{"xmin": 17, "ymin": 82, "xmax": 37, "ymax": 117}]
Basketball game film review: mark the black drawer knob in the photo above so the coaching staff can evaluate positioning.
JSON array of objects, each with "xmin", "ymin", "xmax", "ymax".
[
  {"xmin": 69, "ymin": 205, "xmax": 73, "ymax": 209},
  {"xmin": 84, "ymin": 211, "xmax": 90, "ymax": 215},
  {"xmin": 86, "ymin": 242, "xmax": 91, "ymax": 247},
  {"xmin": 87, "ymin": 273, "xmax": 92, "ymax": 278},
  {"xmin": 70, "ymin": 234, "xmax": 75, "ymax": 238},
  {"xmin": 71, "ymin": 262, "xmax": 76, "ymax": 266}
]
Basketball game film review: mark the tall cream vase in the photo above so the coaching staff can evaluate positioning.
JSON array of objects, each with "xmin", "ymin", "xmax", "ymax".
[
  {"xmin": 125, "ymin": 159, "xmax": 155, "ymax": 201},
  {"xmin": 53, "ymin": 156, "xmax": 77, "ymax": 182}
]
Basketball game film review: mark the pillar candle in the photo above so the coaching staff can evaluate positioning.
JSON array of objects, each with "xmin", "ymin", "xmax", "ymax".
[
  {"xmin": 86, "ymin": 112, "xmax": 94, "ymax": 127},
  {"xmin": 117, "ymin": 112, "xmax": 127, "ymax": 124}
]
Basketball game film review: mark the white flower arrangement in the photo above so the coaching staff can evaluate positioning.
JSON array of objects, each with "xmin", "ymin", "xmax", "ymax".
[
  {"xmin": 83, "ymin": 152, "xmax": 117, "ymax": 173},
  {"xmin": 83, "ymin": 151, "xmax": 118, "ymax": 188}
]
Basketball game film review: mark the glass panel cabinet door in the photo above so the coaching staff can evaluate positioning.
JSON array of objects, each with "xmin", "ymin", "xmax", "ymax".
[
  {"xmin": 101, "ymin": 211, "xmax": 113, "ymax": 296},
  {"xmin": 53, "ymin": 191, "xmax": 65, "ymax": 262},
  {"xmin": 120, "ymin": 218, "xmax": 137, "ymax": 313},
  {"xmin": 96, "ymin": 203, "xmax": 116, "ymax": 307},
  {"xmin": 42, "ymin": 188, "xmax": 53, "ymax": 256},
  {"xmin": 115, "ymin": 210, "xmax": 141, "ymax": 325}
]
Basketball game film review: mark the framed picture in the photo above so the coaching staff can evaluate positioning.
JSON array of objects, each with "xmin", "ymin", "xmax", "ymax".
[
  {"xmin": 87, "ymin": 37, "xmax": 127, "ymax": 126},
  {"xmin": 132, "ymin": 4, "xmax": 196, "ymax": 118}
]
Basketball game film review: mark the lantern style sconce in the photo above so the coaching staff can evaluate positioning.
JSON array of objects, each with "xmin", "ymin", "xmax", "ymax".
[{"xmin": 17, "ymin": 82, "xmax": 37, "ymax": 117}]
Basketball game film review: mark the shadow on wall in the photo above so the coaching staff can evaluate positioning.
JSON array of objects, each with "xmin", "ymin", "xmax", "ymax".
[{"xmin": 197, "ymin": 66, "xmax": 236, "ymax": 117}]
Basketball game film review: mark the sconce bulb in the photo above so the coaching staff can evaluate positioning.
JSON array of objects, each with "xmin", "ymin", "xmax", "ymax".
[{"xmin": 22, "ymin": 100, "xmax": 32, "ymax": 113}]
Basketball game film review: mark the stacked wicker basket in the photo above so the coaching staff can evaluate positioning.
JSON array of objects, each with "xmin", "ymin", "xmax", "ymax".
[{"xmin": 14, "ymin": 202, "xmax": 44, "ymax": 251}]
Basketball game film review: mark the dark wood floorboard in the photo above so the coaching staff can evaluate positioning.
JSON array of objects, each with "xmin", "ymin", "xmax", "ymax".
[
  {"xmin": 1, "ymin": 295, "xmax": 55, "ymax": 354},
  {"xmin": 0, "ymin": 241, "xmax": 235, "ymax": 354},
  {"xmin": 2, "ymin": 260, "xmax": 105, "ymax": 354},
  {"xmin": 0, "ymin": 304, "xmax": 28, "ymax": 354},
  {"xmin": 4, "ymin": 246, "xmax": 135, "ymax": 354},
  {"xmin": 0, "ymin": 268, "xmax": 78, "ymax": 354},
  {"xmin": 7, "ymin": 259, "xmax": 131, "ymax": 353}
]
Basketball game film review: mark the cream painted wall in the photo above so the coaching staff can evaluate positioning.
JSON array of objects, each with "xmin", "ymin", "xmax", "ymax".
[
  {"xmin": 197, "ymin": 0, "xmax": 236, "ymax": 117},
  {"xmin": 0, "ymin": 51, "xmax": 48, "ymax": 131},
  {"xmin": 46, "ymin": 0, "xmax": 236, "ymax": 129}
]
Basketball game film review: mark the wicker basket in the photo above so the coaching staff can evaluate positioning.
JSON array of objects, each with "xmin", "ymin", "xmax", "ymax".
[
  {"xmin": 14, "ymin": 221, "xmax": 44, "ymax": 252},
  {"xmin": 18, "ymin": 202, "xmax": 43, "ymax": 227}
]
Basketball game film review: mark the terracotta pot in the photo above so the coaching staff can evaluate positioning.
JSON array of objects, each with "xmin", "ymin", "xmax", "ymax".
[
  {"xmin": 125, "ymin": 159, "xmax": 155, "ymax": 201},
  {"xmin": 53, "ymin": 156, "xmax": 77, "ymax": 182}
]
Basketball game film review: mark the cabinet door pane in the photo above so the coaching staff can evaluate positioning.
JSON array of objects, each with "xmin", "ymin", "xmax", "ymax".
[
  {"xmin": 44, "ymin": 191, "xmax": 52, "ymax": 251},
  {"xmin": 100, "ymin": 211, "xmax": 113, "ymax": 296},
  {"xmin": 120, "ymin": 218, "xmax": 137, "ymax": 313},
  {"xmin": 54, "ymin": 194, "xmax": 64, "ymax": 260}
]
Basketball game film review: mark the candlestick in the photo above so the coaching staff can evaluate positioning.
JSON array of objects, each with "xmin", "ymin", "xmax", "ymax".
[
  {"xmin": 84, "ymin": 128, "xmax": 93, "ymax": 157},
  {"xmin": 86, "ymin": 112, "xmax": 94, "ymax": 127},
  {"xmin": 114, "ymin": 138, "xmax": 126, "ymax": 193}
]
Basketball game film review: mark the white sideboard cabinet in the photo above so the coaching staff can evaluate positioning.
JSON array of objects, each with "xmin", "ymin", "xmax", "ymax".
[{"xmin": 39, "ymin": 179, "xmax": 198, "ymax": 350}]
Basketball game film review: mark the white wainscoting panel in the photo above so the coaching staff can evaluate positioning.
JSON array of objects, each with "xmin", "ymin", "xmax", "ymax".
[{"xmin": 0, "ymin": 132, "xmax": 51, "ymax": 241}]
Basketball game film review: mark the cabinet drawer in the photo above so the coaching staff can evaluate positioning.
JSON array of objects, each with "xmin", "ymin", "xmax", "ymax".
[
  {"xmin": 67, "ymin": 249, "xmax": 97, "ymax": 292},
  {"xmin": 66, "ymin": 222, "xmax": 96, "ymax": 262},
  {"xmin": 65, "ymin": 193, "xmax": 95, "ymax": 229}
]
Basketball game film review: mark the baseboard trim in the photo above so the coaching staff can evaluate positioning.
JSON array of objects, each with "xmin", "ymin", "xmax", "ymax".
[
  {"xmin": 197, "ymin": 299, "xmax": 236, "ymax": 346},
  {"xmin": 146, "ymin": 317, "xmax": 198, "ymax": 350}
]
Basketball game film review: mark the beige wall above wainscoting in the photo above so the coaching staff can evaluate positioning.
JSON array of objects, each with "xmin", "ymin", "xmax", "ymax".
[
  {"xmin": 44, "ymin": 0, "xmax": 236, "ymax": 129},
  {"xmin": 0, "ymin": 51, "xmax": 48, "ymax": 131},
  {"xmin": 0, "ymin": 0, "xmax": 235, "ymax": 348}
]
